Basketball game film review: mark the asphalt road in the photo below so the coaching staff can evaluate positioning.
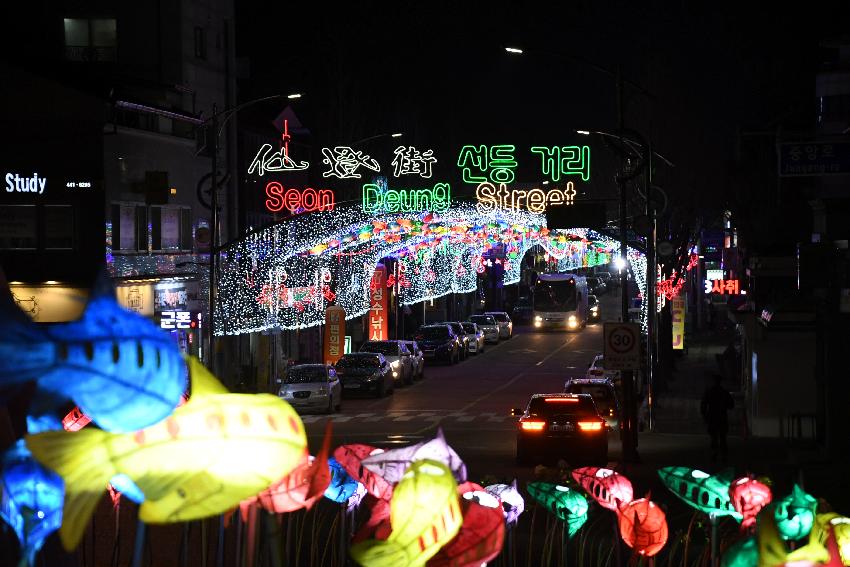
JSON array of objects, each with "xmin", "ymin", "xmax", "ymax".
[{"xmin": 302, "ymin": 294, "xmax": 624, "ymax": 485}]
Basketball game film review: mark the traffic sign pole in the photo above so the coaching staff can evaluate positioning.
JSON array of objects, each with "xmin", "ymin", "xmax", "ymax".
[{"xmin": 605, "ymin": 322, "xmax": 641, "ymax": 465}]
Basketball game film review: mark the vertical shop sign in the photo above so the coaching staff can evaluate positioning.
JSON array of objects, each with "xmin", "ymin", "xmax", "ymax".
[
  {"xmin": 324, "ymin": 305, "xmax": 346, "ymax": 365},
  {"xmin": 671, "ymin": 296, "xmax": 685, "ymax": 351},
  {"xmin": 368, "ymin": 264, "xmax": 388, "ymax": 341}
]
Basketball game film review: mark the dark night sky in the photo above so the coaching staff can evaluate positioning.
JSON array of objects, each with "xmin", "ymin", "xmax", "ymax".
[{"xmin": 236, "ymin": 1, "xmax": 850, "ymax": 215}]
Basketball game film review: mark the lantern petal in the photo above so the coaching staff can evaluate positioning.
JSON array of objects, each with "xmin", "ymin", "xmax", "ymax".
[
  {"xmin": 657, "ymin": 466, "xmax": 741, "ymax": 520},
  {"xmin": 572, "ymin": 466, "xmax": 634, "ymax": 512},
  {"xmin": 428, "ymin": 484, "xmax": 505, "ymax": 567},
  {"xmin": 618, "ymin": 499, "xmax": 668, "ymax": 557}
]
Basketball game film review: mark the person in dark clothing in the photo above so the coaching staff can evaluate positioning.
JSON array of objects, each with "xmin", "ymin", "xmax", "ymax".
[{"xmin": 701, "ymin": 374, "xmax": 734, "ymax": 462}]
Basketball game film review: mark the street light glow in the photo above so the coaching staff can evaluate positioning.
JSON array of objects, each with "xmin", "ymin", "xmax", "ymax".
[
  {"xmin": 505, "ymin": 47, "xmax": 523, "ymax": 54},
  {"xmin": 542, "ymin": 180, "xmax": 549, "ymax": 185},
  {"xmin": 391, "ymin": 132, "xmax": 403, "ymax": 138},
  {"xmin": 614, "ymin": 257, "xmax": 627, "ymax": 271},
  {"xmin": 287, "ymin": 93, "xmax": 302, "ymax": 99},
  {"xmin": 576, "ymin": 130, "xmax": 591, "ymax": 136}
]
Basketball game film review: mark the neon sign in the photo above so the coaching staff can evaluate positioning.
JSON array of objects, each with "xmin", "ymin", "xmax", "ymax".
[
  {"xmin": 392, "ymin": 146, "xmax": 436, "ymax": 178},
  {"xmin": 704, "ymin": 279, "xmax": 741, "ymax": 295},
  {"xmin": 531, "ymin": 146, "xmax": 591, "ymax": 182},
  {"xmin": 475, "ymin": 182, "xmax": 576, "ymax": 213},
  {"xmin": 362, "ymin": 182, "xmax": 451, "ymax": 213},
  {"xmin": 5, "ymin": 172, "xmax": 46, "ymax": 194},
  {"xmin": 457, "ymin": 145, "xmax": 517, "ymax": 183},
  {"xmin": 265, "ymin": 184, "xmax": 335, "ymax": 214},
  {"xmin": 321, "ymin": 147, "xmax": 380, "ymax": 179},
  {"xmin": 160, "ymin": 310, "xmax": 193, "ymax": 329},
  {"xmin": 248, "ymin": 119, "xmax": 309, "ymax": 176}
]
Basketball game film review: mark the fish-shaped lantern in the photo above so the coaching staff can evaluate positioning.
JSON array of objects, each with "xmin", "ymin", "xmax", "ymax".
[
  {"xmin": 333, "ymin": 444, "xmax": 393, "ymax": 500},
  {"xmin": 774, "ymin": 484, "xmax": 817, "ymax": 541},
  {"xmin": 0, "ymin": 440, "xmax": 64, "ymax": 567},
  {"xmin": 26, "ymin": 356, "xmax": 307, "ymax": 550},
  {"xmin": 729, "ymin": 476, "xmax": 772, "ymax": 530},
  {"xmin": 572, "ymin": 467, "xmax": 634, "ymax": 511},
  {"xmin": 361, "ymin": 428, "xmax": 467, "ymax": 485},
  {"xmin": 0, "ymin": 273, "xmax": 186, "ymax": 433},
  {"xmin": 350, "ymin": 459, "xmax": 462, "ymax": 567},
  {"xmin": 325, "ymin": 457, "xmax": 361, "ymax": 504},
  {"xmin": 428, "ymin": 482, "xmax": 505, "ymax": 567},
  {"xmin": 618, "ymin": 498, "xmax": 668, "ymax": 558},
  {"xmin": 526, "ymin": 482, "xmax": 588, "ymax": 538},
  {"xmin": 484, "ymin": 480, "xmax": 525, "ymax": 526},
  {"xmin": 657, "ymin": 467, "xmax": 741, "ymax": 520}
]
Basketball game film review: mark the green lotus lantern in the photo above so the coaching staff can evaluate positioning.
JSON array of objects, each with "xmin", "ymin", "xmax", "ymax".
[
  {"xmin": 774, "ymin": 484, "xmax": 817, "ymax": 541},
  {"xmin": 526, "ymin": 482, "xmax": 588, "ymax": 538},
  {"xmin": 657, "ymin": 467, "xmax": 741, "ymax": 521},
  {"xmin": 720, "ymin": 536, "xmax": 758, "ymax": 567}
]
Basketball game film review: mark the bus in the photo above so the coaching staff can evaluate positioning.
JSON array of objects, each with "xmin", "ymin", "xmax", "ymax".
[{"xmin": 532, "ymin": 273, "xmax": 588, "ymax": 331}]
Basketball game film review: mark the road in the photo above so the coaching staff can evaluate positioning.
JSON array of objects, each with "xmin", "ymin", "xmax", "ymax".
[{"xmin": 302, "ymin": 294, "xmax": 624, "ymax": 485}]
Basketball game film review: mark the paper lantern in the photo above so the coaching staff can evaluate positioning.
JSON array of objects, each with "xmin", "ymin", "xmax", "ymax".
[
  {"xmin": 827, "ymin": 515, "xmax": 850, "ymax": 564},
  {"xmin": 0, "ymin": 276, "xmax": 187, "ymax": 434},
  {"xmin": 26, "ymin": 356, "xmax": 308, "ymax": 550},
  {"xmin": 333, "ymin": 444, "xmax": 393, "ymax": 500},
  {"xmin": 0, "ymin": 440, "xmax": 64, "ymax": 567},
  {"xmin": 361, "ymin": 428, "xmax": 466, "ymax": 485},
  {"xmin": 325, "ymin": 457, "xmax": 360, "ymax": 504},
  {"xmin": 657, "ymin": 467, "xmax": 741, "ymax": 520},
  {"xmin": 774, "ymin": 484, "xmax": 817, "ymax": 541},
  {"xmin": 350, "ymin": 460, "xmax": 462, "ymax": 567},
  {"xmin": 720, "ymin": 536, "xmax": 758, "ymax": 567},
  {"xmin": 484, "ymin": 480, "xmax": 525, "ymax": 525},
  {"xmin": 429, "ymin": 482, "xmax": 505, "ymax": 567},
  {"xmin": 618, "ymin": 498, "xmax": 668, "ymax": 557},
  {"xmin": 757, "ymin": 502, "xmax": 834, "ymax": 565},
  {"xmin": 729, "ymin": 477, "xmax": 772, "ymax": 530},
  {"xmin": 572, "ymin": 467, "xmax": 634, "ymax": 511},
  {"xmin": 526, "ymin": 482, "xmax": 588, "ymax": 538}
]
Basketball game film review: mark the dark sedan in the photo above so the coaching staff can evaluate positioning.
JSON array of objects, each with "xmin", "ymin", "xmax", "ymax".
[
  {"xmin": 415, "ymin": 325, "xmax": 460, "ymax": 364},
  {"xmin": 334, "ymin": 352, "xmax": 394, "ymax": 398},
  {"xmin": 512, "ymin": 393, "xmax": 608, "ymax": 466}
]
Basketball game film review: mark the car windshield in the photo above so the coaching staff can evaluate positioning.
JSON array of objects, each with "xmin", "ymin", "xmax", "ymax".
[
  {"xmin": 589, "ymin": 296, "xmax": 598, "ymax": 307},
  {"xmin": 417, "ymin": 327, "xmax": 449, "ymax": 340},
  {"xmin": 490, "ymin": 313, "xmax": 509, "ymax": 322},
  {"xmin": 470, "ymin": 315, "xmax": 495, "ymax": 326},
  {"xmin": 361, "ymin": 341, "xmax": 399, "ymax": 355},
  {"xmin": 461, "ymin": 323, "xmax": 476, "ymax": 333},
  {"xmin": 534, "ymin": 279, "xmax": 577, "ymax": 312},
  {"xmin": 284, "ymin": 366, "xmax": 327, "ymax": 383},
  {"xmin": 528, "ymin": 396, "xmax": 598, "ymax": 417},
  {"xmin": 336, "ymin": 356, "xmax": 380, "ymax": 369}
]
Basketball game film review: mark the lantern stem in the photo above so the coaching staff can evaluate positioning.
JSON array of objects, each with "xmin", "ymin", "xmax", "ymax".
[
  {"xmin": 561, "ymin": 521, "xmax": 569, "ymax": 566},
  {"xmin": 131, "ymin": 517, "xmax": 147, "ymax": 567},
  {"xmin": 709, "ymin": 513, "xmax": 719, "ymax": 567},
  {"xmin": 612, "ymin": 512, "xmax": 623, "ymax": 567}
]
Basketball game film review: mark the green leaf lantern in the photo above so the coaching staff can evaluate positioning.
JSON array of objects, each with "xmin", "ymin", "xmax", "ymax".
[
  {"xmin": 657, "ymin": 467, "xmax": 741, "ymax": 520},
  {"xmin": 720, "ymin": 536, "xmax": 758, "ymax": 567},
  {"xmin": 526, "ymin": 482, "xmax": 588, "ymax": 538},
  {"xmin": 774, "ymin": 484, "xmax": 817, "ymax": 541}
]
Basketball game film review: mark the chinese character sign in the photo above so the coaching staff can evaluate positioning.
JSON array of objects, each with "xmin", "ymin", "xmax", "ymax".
[
  {"xmin": 368, "ymin": 264, "xmax": 388, "ymax": 341},
  {"xmin": 323, "ymin": 305, "xmax": 346, "ymax": 365},
  {"xmin": 671, "ymin": 297, "xmax": 685, "ymax": 351},
  {"xmin": 321, "ymin": 147, "xmax": 380, "ymax": 179},
  {"xmin": 392, "ymin": 146, "xmax": 436, "ymax": 178},
  {"xmin": 704, "ymin": 279, "xmax": 741, "ymax": 295}
]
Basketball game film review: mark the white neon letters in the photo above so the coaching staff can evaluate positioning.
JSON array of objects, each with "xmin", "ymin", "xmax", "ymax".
[
  {"xmin": 5, "ymin": 172, "xmax": 46, "ymax": 194},
  {"xmin": 321, "ymin": 147, "xmax": 380, "ymax": 179}
]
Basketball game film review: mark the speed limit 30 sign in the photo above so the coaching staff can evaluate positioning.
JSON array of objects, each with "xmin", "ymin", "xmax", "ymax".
[{"xmin": 603, "ymin": 322, "xmax": 641, "ymax": 370}]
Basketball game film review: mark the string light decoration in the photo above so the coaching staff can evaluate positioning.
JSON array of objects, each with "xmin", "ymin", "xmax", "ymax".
[{"xmin": 215, "ymin": 202, "xmax": 647, "ymax": 335}]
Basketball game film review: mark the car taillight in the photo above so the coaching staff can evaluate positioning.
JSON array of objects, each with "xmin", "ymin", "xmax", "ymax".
[
  {"xmin": 577, "ymin": 421, "xmax": 604, "ymax": 432},
  {"xmin": 520, "ymin": 420, "xmax": 546, "ymax": 431}
]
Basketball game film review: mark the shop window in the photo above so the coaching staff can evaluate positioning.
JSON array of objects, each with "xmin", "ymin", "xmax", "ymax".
[
  {"xmin": 0, "ymin": 205, "xmax": 38, "ymax": 249},
  {"xmin": 63, "ymin": 18, "xmax": 117, "ymax": 62},
  {"xmin": 44, "ymin": 205, "xmax": 75, "ymax": 249}
]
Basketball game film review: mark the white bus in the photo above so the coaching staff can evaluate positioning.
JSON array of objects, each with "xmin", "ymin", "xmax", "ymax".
[{"xmin": 532, "ymin": 273, "xmax": 589, "ymax": 331}]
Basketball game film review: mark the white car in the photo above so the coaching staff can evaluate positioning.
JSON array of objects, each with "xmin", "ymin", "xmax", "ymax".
[
  {"xmin": 360, "ymin": 340, "xmax": 415, "ymax": 385},
  {"xmin": 468, "ymin": 314, "xmax": 500, "ymax": 343},
  {"xmin": 485, "ymin": 311, "xmax": 513, "ymax": 339},
  {"xmin": 400, "ymin": 340, "xmax": 425, "ymax": 379},
  {"xmin": 461, "ymin": 322, "xmax": 486, "ymax": 354},
  {"xmin": 278, "ymin": 364, "xmax": 342, "ymax": 414},
  {"xmin": 586, "ymin": 354, "xmax": 621, "ymax": 383}
]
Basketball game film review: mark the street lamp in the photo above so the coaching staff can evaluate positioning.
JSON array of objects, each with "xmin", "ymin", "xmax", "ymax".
[{"xmin": 505, "ymin": 46, "xmax": 524, "ymax": 54}]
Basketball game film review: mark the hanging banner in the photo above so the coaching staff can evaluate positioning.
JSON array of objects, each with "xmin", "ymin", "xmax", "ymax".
[
  {"xmin": 368, "ymin": 264, "xmax": 388, "ymax": 341},
  {"xmin": 324, "ymin": 305, "xmax": 346, "ymax": 365},
  {"xmin": 671, "ymin": 296, "xmax": 685, "ymax": 351}
]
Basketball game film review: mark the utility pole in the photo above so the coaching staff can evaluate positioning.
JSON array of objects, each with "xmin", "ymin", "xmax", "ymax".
[
  {"xmin": 645, "ymin": 140, "xmax": 656, "ymax": 432},
  {"xmin": 209, "ymin": 103, "xmax": 218, "ymax": 375}
]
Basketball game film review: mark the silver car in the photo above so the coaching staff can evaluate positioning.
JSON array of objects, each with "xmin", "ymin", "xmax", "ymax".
[
  {"xmin": 469, "ymin": 314, "xmax": 499, "ymax": 343},
  {"xmin": 400, "ymin": 340, "xmax": 425, "ymax": 379},
  {"xmin": 461, "ymin": 322, "xmax": 486, "ymax": 354},
  {"xmin": 485, "ymin": 311, "xmax": 513, "ymax": 339},
  {"xmin": 360, "ymin": 340, "xmax": 415, "ymax": 385},
  {"xmin": 278, "ymin": 364, "xmax": 341, "ymax": 414}
]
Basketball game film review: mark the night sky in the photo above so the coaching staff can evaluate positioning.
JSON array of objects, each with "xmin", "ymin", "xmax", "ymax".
[{"xmin": 236, "ymin": 2, "xmax": 848, "ymax": 216}]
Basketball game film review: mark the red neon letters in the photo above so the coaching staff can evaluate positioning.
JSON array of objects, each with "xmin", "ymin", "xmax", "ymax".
[{"xmin": 265, "ymin": 183, "xmax": 335, "ymax": 214}]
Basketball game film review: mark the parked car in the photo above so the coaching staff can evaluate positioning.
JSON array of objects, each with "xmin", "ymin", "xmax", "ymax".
[
  {"xmin": 400, "ymin": 340, "xmax": 425, "ymax": 379},
  {"xmin": 278, "ymin": 364, "xmax": 342, "ymax": 414},
  {"xmin": 334, "ymin": 352, "xmax": 394, "ymax": 398},
  {"xmin": 564, "ymin": 377, "xmax": 621, "ymax": 430},
  {"xmin": 415, "ymin": 325, "xmax": 460, "ymax": 364},
  {"xmin": 461, "ymin": 322, "xmax": 486, "ymax": 354},
  {"xmin": 588, "ymin": 294, "xmax": 601, "ymax": 323},
  {"xmin": 468, "ymin": 314, "xmax": 500, "ymax": 343},
  {"xmin": 596, "ymin": 271, "xmax": 615, "ymax": 289},
  {"xmin": 586, "ymin": 277, "xmax": 606, "ymax": 296},
  {"xmin": 511, "ymin": 393, "xmax": 608, "ymax": 466},
  {"xmin": 439, "ymin": 322, "xmax": 470, "ymax": 359},
  {"xmin": 485, "ymin": 311, "xmax": 513, "ymax": 339},
  {"xmin": 511, "ymin": 297, "xmax": 534, "ymax": 323},
  {"xmin": 360, "ymin": 340, "xmax": 415, "ymax": 385},
  {"xmin": 586, "ymin": 354, "xmax": 621, "ymax": 383}
]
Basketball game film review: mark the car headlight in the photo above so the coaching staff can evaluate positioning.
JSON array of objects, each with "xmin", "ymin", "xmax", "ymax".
[
  {"xmin": 534, "ymin": 315, "xmax": 543, "ymax": 322},
  {"xmin": 279, "ymin": 388, "xmax": 290, "ymax": 397},
  {"xmin": 568, "ymin": 315, "xmax": 578, "ymax": 328},
  {"xmin": 317, "ymin": 387, "xmax": 327, "ymax": 395},
  {"xmin": 391, "ymin": 360, "xmax": 399, "ymax": 368},
  {"xmin": 591, "ymin": 306, "xmax": 598, "ymax": 313}
]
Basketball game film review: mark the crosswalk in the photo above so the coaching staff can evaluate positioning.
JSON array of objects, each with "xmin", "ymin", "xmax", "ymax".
[{"xmin": 300, "ymin": 411, "xmax": 514, "ymax": 425}]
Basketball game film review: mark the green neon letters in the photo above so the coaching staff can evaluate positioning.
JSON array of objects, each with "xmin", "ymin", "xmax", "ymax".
[
  {"xmin": 457, "ymin": 145, "xmax": 517, "ymax": 183},
  {"xmin": 531, "ymin": 145, "xmax": 591, "ymax": 182},
  {"xmin": 362, "ymin": 182, "xmax": 451, "ymax": 214}
]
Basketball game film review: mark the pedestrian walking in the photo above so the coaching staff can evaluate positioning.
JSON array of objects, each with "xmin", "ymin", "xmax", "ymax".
[{"xmin": 700, "ymin": 373, "xmax": 734, "ymax": 462}]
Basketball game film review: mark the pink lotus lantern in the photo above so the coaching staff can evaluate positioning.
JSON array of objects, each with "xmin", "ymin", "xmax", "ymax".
[{"xmin": 729, "ymin": 476, "xmax": 772, "ymax": 530}]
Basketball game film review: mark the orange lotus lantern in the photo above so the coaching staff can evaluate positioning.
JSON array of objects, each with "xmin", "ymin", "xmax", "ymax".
[
  {"xmin": 572, "ymin": 467, "xmax": 634, "ymax": 512},
  {"xmin": 729, "ymin": 477, "xmax": 772, "ymax": 530},
  {"xmin": 618, "ymin": 498, "xmax": 668, "ymax": 557}
]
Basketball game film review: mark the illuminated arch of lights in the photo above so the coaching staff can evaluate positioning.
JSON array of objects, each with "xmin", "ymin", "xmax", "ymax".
[{"xmin": 215, "ymin": 203, "xmax": 646, "ymax": 335}]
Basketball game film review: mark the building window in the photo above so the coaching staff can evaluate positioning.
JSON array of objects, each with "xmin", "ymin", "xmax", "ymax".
[
  {"xmin": 194, "ymin": 27, "xmax": 207, "ymax": 60},
  {"xmin": 111, "ymin": 203, "xmax": 147, "ymax": 252},
  {"xmin": 44, "ymin": 206, "xmax": 75, "ymax": 249},
  {"xmin": 63, "ymin": 18, "xmax": 117, "ymax": 62},
  {"xmin": 0, "ymin": 205, "xmax": 38, "ymax": 249},
  {"xmin": 150, "ymin": 206, "xmax": 192, "ymax": 252}
]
